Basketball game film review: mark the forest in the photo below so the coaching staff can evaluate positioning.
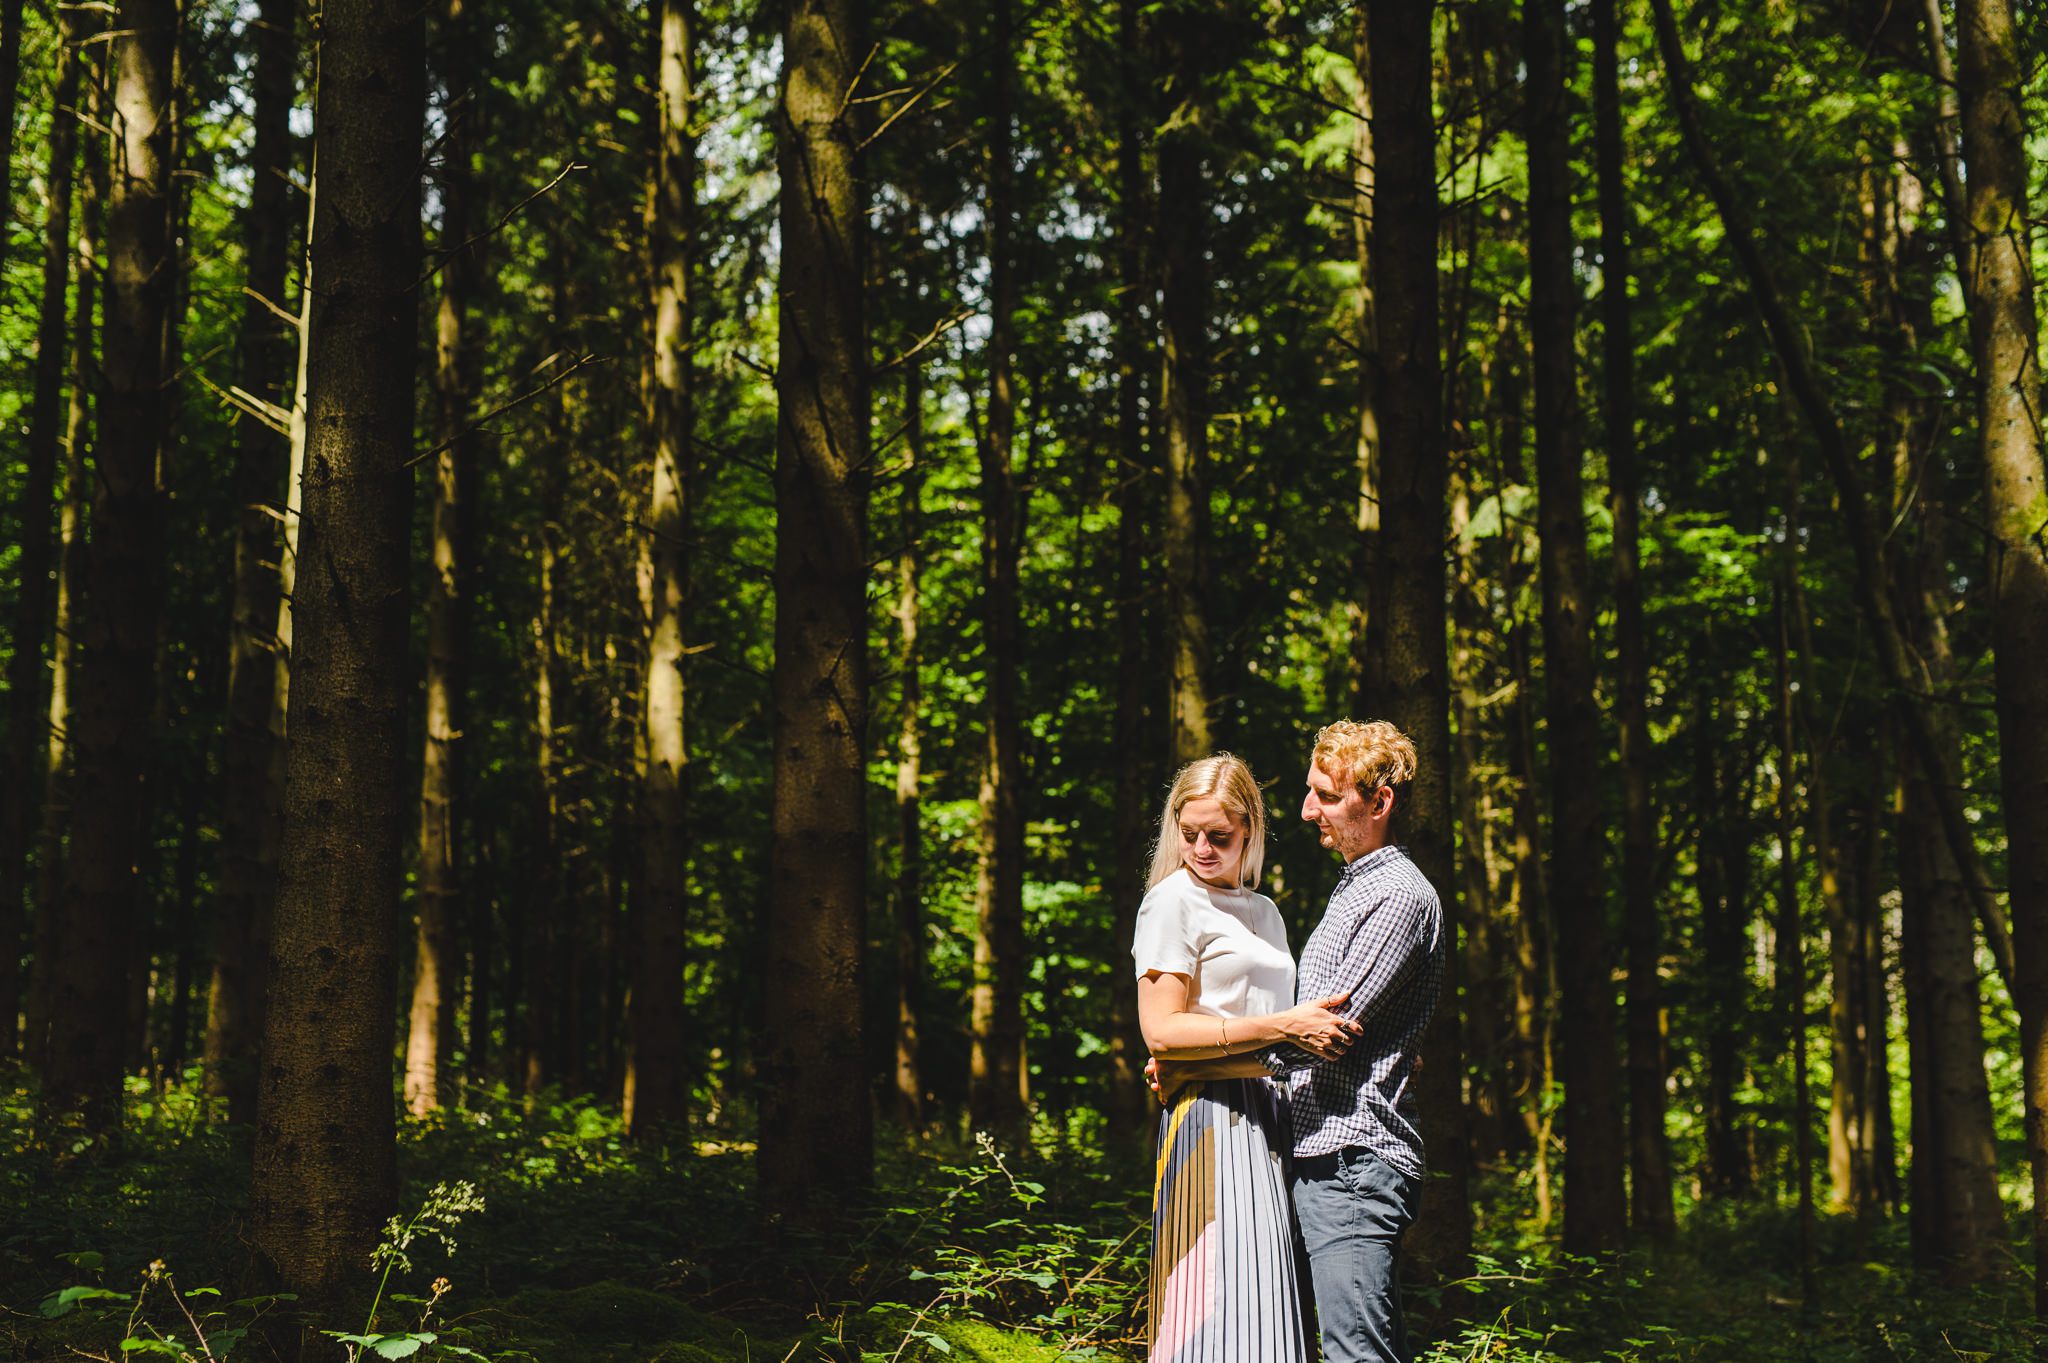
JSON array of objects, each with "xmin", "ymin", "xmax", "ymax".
[{"xmin": 0, "ymin": 0, "xmax": 2045, "ymax": 1358}]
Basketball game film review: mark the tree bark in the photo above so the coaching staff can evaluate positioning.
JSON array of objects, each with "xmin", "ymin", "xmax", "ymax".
[
  {"xmin": 892, "ymin": 363, "xmax": 925, "ymax": 1129},
  {"xmin": 1158, "ymin": 23, "xmax": 1211, "ymax": 765},
  {"xmin": 2, "ymin": 5, "xmax": 87, "ymax": 1057},
  {"xmin": 249, "ymin": 0, "xmax": 423, "ymax": 1297},
  {"xmin": 1592, "ymin": 0, "xmax": 1674, "ymax": 1244},
  {"xmin": 27, "ymin": 53, "xmax": 103, "ymax": 1073},
  {"xmin": 1357, "ymin": 0, "xmax": 1466, "ymax": 1279},
  {"xmin": 1104, "ymin": 0, "xmax": 1152, "ymax": 1134},
  {"xmin": 626, "ymin": 0, "xmax": 695, "ymax": 1136},
  {"xmin": 1525, "ymin": 0, "xmax": 1626, "ymax": 1255},
  {"xmin": 44, "ymin": 0, "xmax": 177, "ymax": 1129},
  {"xmin": 404, "ymin": 0, "xmax": 481, "ymax": 1119},
  {"xmin": 1346, "ymin": 2, "xmax": 1379, "ymax": 693},
  {"xmin": 1696, "ymin": 687, "xmax": 1749, "ymax": 1200},
  {"xmin": 1953, "ymin": 0, "xmax": 2048, "ymax": 1314},
  {"xmin": 968, "ymin": 0, "xmax": 1028, "ymax": 1142},
  {"xmin": 209, "ymin": 0, "xmax": 296, "ymax": 1127},
  {"xmin": 760, "ymin": 0, "xmax": 871, "ymax": 1224},
  {"xmin": 1772, "ymin": 595, "xmax": 1817, "ymax": 1308}
]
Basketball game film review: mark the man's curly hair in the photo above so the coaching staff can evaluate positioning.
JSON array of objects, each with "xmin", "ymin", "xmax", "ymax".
[{"xmin": 1311, "ymin": 719, "xmax": 1417, "ymax": 815}]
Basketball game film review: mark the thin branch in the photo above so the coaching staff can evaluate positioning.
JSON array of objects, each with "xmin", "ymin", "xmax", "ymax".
[
  {"xmin": 857, "ymin": 59, "xmax": 960, "ymax": 153},
  {"xmin": 874, "ymin": 308, "xmax": 972, "ymax": 377},
  {"xmin": 419, "ymin": 161, "xmax": 585, "ymax": 288},
  {"xmin": 400, "ymin": 352, "xmax": 608, "ymax": 470}
]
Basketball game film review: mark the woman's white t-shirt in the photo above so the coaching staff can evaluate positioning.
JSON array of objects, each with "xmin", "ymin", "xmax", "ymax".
[{"xmin": 1130, "ymin": 867, "xmax": 1296, "ymax": 1021}]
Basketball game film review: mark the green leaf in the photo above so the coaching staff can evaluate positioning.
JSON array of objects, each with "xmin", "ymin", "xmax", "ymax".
[
  {"xmin": 371, "ymin": 1333, "xmax": 434, "ymax": 1359},
  {"xmin": 41, "ymin": 1285, "xmax": 130, "ymax": 1317},
  {"xmin": 183, "ymin": 1287, "xmax": 222, "ymax": 1299},
  {"xmin": 119, "ymin": 1339, "xmax": 192, "ymax": 1357}
]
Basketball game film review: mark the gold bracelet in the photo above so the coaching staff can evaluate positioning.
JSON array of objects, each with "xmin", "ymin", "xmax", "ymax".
[{"xmin": 1219, "ymin": 1017, "xmax": 1229, "ymax": 1052}]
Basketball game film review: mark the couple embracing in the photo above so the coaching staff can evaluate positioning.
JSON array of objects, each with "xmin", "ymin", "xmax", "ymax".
[{"xmin": 1134, "ymin": 721, "xmax": 1443, "ymax": 1363}]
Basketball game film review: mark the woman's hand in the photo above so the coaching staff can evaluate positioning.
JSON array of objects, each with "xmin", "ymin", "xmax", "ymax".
[
  {"xmin": 1274, "ymin": 992, "xmax": 1362, "ymax": 1060},
  {"xmin": 1147, "ymin": 1056, "xmax": 1194, "ymax": 1106}
]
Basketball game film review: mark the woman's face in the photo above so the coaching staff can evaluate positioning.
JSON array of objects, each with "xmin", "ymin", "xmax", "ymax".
[{"xmin": 1177, "ymin": 796, "xmax": 1248, "ymax": 888}]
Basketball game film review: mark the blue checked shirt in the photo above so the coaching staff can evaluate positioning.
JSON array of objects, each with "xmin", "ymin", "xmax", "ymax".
[{"xmin": 1263, "ymin": 843, "xmax": 1444, "ymax": 1178}]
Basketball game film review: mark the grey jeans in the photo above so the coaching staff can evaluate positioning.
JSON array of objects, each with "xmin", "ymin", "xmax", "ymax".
[{"xmin": 1291, "ymin": 1146, "xmax": 1423, "ymax": 1363}]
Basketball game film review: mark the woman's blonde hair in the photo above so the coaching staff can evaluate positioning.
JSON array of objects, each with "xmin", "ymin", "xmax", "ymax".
[{"xmin": 1146, "ymin": 752, "xmax": 1268, "ymax": 891}]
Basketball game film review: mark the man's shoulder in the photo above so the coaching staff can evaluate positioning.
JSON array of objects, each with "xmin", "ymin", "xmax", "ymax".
[{"xmin": 1354, "ymin": 849, "xmax": 1442, "ymax": 919}]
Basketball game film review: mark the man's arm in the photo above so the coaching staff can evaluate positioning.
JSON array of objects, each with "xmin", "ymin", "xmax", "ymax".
[{"xmin": 1149, "ymin": 1054, "xmax": 1270, "ymax": 1105}]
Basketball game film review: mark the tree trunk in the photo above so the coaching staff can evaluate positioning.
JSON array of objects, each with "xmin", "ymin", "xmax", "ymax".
[
  {"xmin": 1888, "ymin": 339, "xmax": 2004, "ymax": 1285},
  {"xmin": 1346, "ymin": 2, "xmax": 1379, "ymax": 692},
  {"xmin": 405, "ymin": 0, "xmax": 481, "ymax": 1119},
  {"xmin": 44, "ymin": 0, "xmax": 177, "ymax": 1130},
  {"xmin": 2, "ymin": 5, "xmax": 87, "ymax": 1057},
  {"xmin": 892, "ymin": 362, "xmax": 926, "ymax": 1129},
  {"xmin": 524, "ymin": 287, "xmax": 568, "ymax": 1099},
  {"xmin": 1772, "ymin": 596, "xmax": 1817, "ymax": 1308},
  {"xmin": 209, "ymin": 0, "xmax": 296, "ymax": 1127},
  {"xmin": 969, "ymin": 0, "xmax": 1028, "ymax": 1142},
  {"xmin": 1953, "ymin": 0, "xmax": 2048, "ymax": 1314},
  {"xmin": 249, "ymin": 0, "xmax": 423, "ymax": 1297},
  {"xmin": 1506, "ymin": 614, "xmax": 1554, "ymax": 1213},
  {"xmin": 1525, "ymin": 0, "xmax": 1626, "ymax": 1255},
  {"xmin": 1356, "ymin": 0, "xmax": 1466, "ymax": 1279},
  {"xmin": 1158, "ymin": 25, "xmax": 1211, "ymax": 765},
  {"xmin": 1696, "ymin": 685, "xmax": 1750, "ymax": 1200},
  {"xmin": 1593, "ymin": 0, "xmax": 1674, "ymax": 1244},
  {"xmin": 27, "ymin": 53, "xmax": 103, "ymax": 1072},
  {"xmin": 1104, "ymin": 0, "xmax": 1152, "ymax": 1135},
  {"xmin": 760, "ymin": 0, "xmax": 871, "ymax": 1224},
  {"xmin": 626, "ymin": 0, "xmax": 694, "ymax": 1136}
]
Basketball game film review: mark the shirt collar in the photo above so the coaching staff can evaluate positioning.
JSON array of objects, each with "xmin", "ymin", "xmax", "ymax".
[{"xmin": 1337, "ymin": 843, "xmax": 1403, "ymax": 883}]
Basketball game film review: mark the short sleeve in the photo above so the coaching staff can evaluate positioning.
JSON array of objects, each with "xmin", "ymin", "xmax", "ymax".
[{"xmin": 1131, "ymin": 878, "xmax": 1198, "ymax": 979}]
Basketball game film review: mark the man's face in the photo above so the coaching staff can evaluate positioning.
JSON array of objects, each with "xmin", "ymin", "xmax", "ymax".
[{"xmin": 1300, "ymin": 760, "xmax": 1381, "ymax": 861}]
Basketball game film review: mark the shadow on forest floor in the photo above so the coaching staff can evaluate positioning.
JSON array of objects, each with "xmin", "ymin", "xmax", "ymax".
[{"xmin": 0, "ymin": 1070, "xmax": 2038, "ymax": 1362}]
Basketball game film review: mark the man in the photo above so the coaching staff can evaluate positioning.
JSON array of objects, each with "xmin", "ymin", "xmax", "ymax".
[{"xmin": 1152, "ymin": 719, "xmax": 1444, "ymax": 1363}]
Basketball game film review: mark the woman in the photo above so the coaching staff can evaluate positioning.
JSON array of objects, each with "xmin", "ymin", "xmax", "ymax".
[{"xmin": 1133, "ymin": 753, "xmax": 1358, "ymax": 1363}]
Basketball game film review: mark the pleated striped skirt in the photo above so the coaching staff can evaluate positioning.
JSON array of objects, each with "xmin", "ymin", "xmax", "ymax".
[{"xmin": 1148, "ymin": 1076, "xmax": 1311, "ymax": 1363}]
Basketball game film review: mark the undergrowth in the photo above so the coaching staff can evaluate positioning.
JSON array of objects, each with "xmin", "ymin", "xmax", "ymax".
[{"xmin": 1, "ymin": 1068, "xmax": 2039, "ymax": 1361}]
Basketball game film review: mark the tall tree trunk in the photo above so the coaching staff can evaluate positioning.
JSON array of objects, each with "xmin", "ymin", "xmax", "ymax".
[
  {"xmin": 1158, "ymin": 24, "xmax": 1211, "ymax": 764},
  {"xmin": 1346, "ymin": 2, "xmax": 1379, "ymax": 690},
  {"xmin": 1506, "ymin": 614, "xmax": 1554, "ymax": 1213},
  {"xmin": 1593, "ymin": 0, "xmax": 1674, "ymax": 1243},
  {"xmin": 969, "ymin": 0, "xmax": 1028, "ymax": 1142},
  {"xmin": 249, "ymin": 0, "xmax": 423, "ymax": 1297},
  {"xmin": 626, "ymin": 0, "xmax": 694, "ymax": 1136},
  {"xmin": 525, "ymin": 300, "xmax": 568, "ymax": 1099},
  {"xmin": 1888, "ymin": 335, "xmax": 2004, "ymax": 1285},
  {"xmin": 1696, "ymin": 688, "xmax": 1749, "ymax": 1200},
  {"xmin": 3, "ymin": 5, "xmax": 87, "ymax": 1056},
  {"xmin": 892, "ymin": 363, "xmax": 925, "ymax": 1129},
  {"xmin": 1953, "ymin": 0, "xmax": 2048, "ymax": 1314},
  {"xmin": 44, "ymin": 0, "xmax": 176, "ymax": 1129},
  {"xmin": 27, "ymin": 55, "xmax": 104, "ymax": 1072},
  {"xmin": 1104, "ymin": 0, "xmax": 1152, "ymax": 1134},
  {"xmin": 1772, "ymin": 595, "xmax": 1817, "ymax": 1309},
  {"xmin": 1525, "ymin": 0, "xmax": 1626, "ymax": 1254},
  {"xmin": 405, "ymin": 0, "xmax": 481, "ymax": 1118},
  {"xmin": 1358, "ymin": 0, "xmax": 1466, "ymax": 1279},
  {"xmin": 760, "ymin": 0, "xmax": 871, "ymax": 1224},
  {"xmin": 209, "ymin": 0, "xmax": 296, "ymax": 1127}
]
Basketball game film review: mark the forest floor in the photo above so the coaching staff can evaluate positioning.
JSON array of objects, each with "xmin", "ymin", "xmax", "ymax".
[{"xmin": 0, "ymin": 1073, "xmax": 2035, "ymax": 1363}]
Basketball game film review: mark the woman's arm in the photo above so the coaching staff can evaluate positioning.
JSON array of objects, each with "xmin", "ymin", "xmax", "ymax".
[
  {"xmin": 1137, "ymin": 971, "xmax": 1361, "ymax": 1060},
  {"xmin": 1146, "ymin": 1054, "xmax": 1269, "ymax": 1105}
]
